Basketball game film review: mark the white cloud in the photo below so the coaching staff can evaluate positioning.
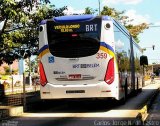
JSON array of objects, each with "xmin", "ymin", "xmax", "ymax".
[
  {"xmin": 115, "ymin": 40, "xmax": 124, "ymax": 49},
  {"xmin": 154, "ymin": 21, "xmax": 160, "ymax": 25},
  {"xmin": 103, "ymin": 0, "xmax": 143, "ymax": 5},
  {"xmin": 124, "ymin": 10, "xmax": 150, "ymax": 25},
  {"xmin": 63, "ymin": 6, "xmax": 84, "ymax": 15}
]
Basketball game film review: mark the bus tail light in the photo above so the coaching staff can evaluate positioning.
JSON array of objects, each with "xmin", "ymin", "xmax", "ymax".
[
  {"xmin": 39, "ymin": 61, "xmax": 47, "ymax": 86},
  {"xmin": 104, "ymin": 58, "xmax": 114, "ymax": 84}
]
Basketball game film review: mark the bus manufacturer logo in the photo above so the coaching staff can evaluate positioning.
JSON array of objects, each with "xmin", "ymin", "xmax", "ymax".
[{"xmin": 53, "ymin": 71, "xmax": 65, "ymax": 74}]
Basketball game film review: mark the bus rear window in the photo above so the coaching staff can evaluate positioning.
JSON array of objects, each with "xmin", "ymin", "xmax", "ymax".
[
  {"xmin": 47, "ymin": 32, "xmax": 100, "ymax": 58},
  {"xmin": 46, "ymin": 19, "xmax": 101, "ymax": 58}
]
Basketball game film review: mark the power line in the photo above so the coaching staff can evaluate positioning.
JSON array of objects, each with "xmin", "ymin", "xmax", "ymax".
[
  {"xmin": 149, "ymin": 25, "xmax": 160, "ymax": 28},
  {"xmin": 149, "ymin": 59, "xmax": 160, "ymax": 60}
]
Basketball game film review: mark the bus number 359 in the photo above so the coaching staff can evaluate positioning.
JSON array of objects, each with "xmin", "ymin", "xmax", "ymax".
[{"xmin": 96, "ymin": 53, "xmax": 107, "ymax": 59}]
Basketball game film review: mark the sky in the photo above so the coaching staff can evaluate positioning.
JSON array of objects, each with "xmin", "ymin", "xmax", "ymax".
[
  {"xmin": 51, "ymin": 0, "xmax": 160, "ymax": 64},
  {"xmin": 0, "ymin": 0, "xmax": 160, "ymax": 64}
]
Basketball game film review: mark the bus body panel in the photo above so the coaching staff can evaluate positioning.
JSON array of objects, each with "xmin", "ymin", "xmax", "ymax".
[
  {"xmin": 40, "ymin": 48, "xmax": 110, "ymax": 85},
  {"xmin": 39, "ymin": 25, "xmax": 48, "ymax": 49},
  {"xmin": 39, "ymin": 16, "xmax": 119, "ymax": 100},
  {"xmin": 40, "ymin": 82, "xmax": 115, "ymax": 99},
  {"xmin": 39, "ymin": 15, "xmax": 143, "ymax": 101}
]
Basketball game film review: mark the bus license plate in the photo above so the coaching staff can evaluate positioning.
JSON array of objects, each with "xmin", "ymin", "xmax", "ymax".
[
  {"xmin": 68, "ymin": 74, "xmax": 81, "ymax": 79},
  {"xmin": 66, "ymin": 90, "xmax": 85, "ymax": 94}
]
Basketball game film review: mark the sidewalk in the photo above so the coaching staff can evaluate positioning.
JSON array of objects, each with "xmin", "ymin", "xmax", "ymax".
[
  {"xmin": 144, "ymin": 77, "xmax": 160, "ymax": 86},
  {"xmin": 21, "ymin": 83, "xmax": 160, "ymax": 120},
  {"xmin": 4, "ymin": 85, "xmax": 40, "ymax": 95},
  {"xmin": 1, "ymin": 81, "xmax": 160, "ymax": 122},
  {"xmin": 0, "ymin": 91, "xmax": 40, "ymax": 120}
]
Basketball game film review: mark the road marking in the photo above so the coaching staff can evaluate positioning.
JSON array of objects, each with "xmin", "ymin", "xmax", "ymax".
[
  {"xmin": 21, "ymin": 110, "xmax": 139, "ymax": 118},
  {"xmin": 139, "ymin": 105, "xmax": 148, "ymax": 121}
]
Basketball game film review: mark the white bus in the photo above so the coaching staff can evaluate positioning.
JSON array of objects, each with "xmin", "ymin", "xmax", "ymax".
[{"xmin": 39, "ymin": 15, "xmax": 147, "ymax": 101}]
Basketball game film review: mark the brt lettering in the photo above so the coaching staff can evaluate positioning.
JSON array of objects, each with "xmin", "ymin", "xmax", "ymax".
[{"xmin": 86, "ymin": 24, "xmax": 97, "ymax": 32}]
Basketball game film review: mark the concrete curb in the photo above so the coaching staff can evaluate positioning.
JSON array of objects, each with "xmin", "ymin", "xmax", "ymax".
[
  {"xmin": 0, "ymin": 106, "xmax": 23, "ymax": 120},
  {"xmin": 0, "ymin": 91, "xmax": 40, "ymax": 120},
  {"xmin": 137, "ymin": 87, "xmax": 159, "ymax": 122},
  {"xmin": 0, "ymin": 85, "xmax": 159, "ymax": 123}
]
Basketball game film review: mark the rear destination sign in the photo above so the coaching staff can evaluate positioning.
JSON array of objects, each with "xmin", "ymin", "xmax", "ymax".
[
  {"xmin": 53, "ymin": 24, "xmax": 98, "ymax": 32},
  {"xmin": 54, "ymin": 24, "xmax": 80, "ymax": 32}
]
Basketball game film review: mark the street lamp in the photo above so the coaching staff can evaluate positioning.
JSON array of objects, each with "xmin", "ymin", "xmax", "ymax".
[
  {"xmin": 98, "ymin": 0, "xmax": 100, "ymax": 15},
  {"xmin": 142, "ymin": 45, "xmax": 155, "ymax": 54},
  {"xmin": 152, "ymin": 45, "xmax": 155, "ymax": 50}
]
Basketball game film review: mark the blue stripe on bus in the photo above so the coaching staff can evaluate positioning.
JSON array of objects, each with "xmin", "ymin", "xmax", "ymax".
[
  {"xmin": 102, "ymin": 16, "xmax": 112, "ymax": 21},
  {"xmin": 39, "ymin": 42, "xmax": 114, "ymax": 57},
  {"xmin": 39, "ymin": 43, "xmax": 114, "ymax": 54},
  {"xmin": 40, "ymin": 20, "xmax": 47, "ymax": 25},
  {"xmin": 100, "ymin": 42, "xmax": 114, "ymax": 52},
  {"xmin": 53, "ymin": 15, "xmax": 96, "ymax": 23},
  {"xmin": 40, "ymin": 15, "xmax": 112, "ymax": 25},
  {"xmin": 39, "ymin": 45, "xmax": 49, "ymax": 54}
]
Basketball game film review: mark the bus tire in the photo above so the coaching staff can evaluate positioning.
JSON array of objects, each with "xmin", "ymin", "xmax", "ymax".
[
  {"xmin": 119, "ymin": 97, "xmax": 126, "ymax": 105},
  {"xmin": 138, "ymin": 88, "xmax": 142, "ymax": 93},
  {"xmin": 119, "ymin": 79, "xmax": 127, "ymax": 105},
  {"xmin": 119, "ymin": 96, "xmax": 126, "ymax": 105},
  {"xmin": 134, "ymin": 77, "xmax": 139, "ymax": 96},
  {"xmin": 137, "ymin": 77, "xmax": 142, "ymax": 93},
  {"xmin": 124, "ymin": 78, "xmax": 128, "ymax": 101}
]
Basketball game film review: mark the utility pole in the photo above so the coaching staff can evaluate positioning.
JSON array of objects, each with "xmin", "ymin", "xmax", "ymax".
[
  {"xmin": 23, "ymin": 72, "xmax": 26, "ymax": 111},
  {"xmin": 28, "ymin": 57, "xmax": 32, "ymax": 87},
  {"xmin": 142, "ymin": 64, "xmax": 145, "ymax": 87},
  {"xmin": 98, "ymin": 0, "xmax": 100, "ymax": 15}
]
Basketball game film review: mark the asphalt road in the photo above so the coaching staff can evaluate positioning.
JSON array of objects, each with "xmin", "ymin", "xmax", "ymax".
[
  {"xmin": 144, "ymin": 90, "xmax": 160, "ymax": 126},
  {"xmin": 1, "ymin": 83, "xmax": 160, "ymax": 126},
  {"xmin": 0, "ymin": 96, "xmax": 145, "ymax": 126},
  {"xmin": 1, "ymin": 117, "xmax": 141, "ymax": 126}
]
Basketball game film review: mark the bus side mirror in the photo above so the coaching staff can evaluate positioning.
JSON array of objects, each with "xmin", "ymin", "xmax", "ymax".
[{"xmin": 140, "ymin": 55, "xmax": 148, "ymax": 66}]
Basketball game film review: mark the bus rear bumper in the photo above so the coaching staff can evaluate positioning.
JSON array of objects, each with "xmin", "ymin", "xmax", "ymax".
[{"xmin": 40, "ymin": 82, "xmax": 118, "ymax": 100}]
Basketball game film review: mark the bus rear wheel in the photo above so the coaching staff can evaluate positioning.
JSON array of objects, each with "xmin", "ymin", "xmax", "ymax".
[{"xmin": 119, "ymin": 78, "xmax": 128, "ymax": 105}]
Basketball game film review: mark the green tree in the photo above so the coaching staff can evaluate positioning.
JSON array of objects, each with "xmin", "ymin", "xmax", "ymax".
[
  {"xmin": 125, "ymin": 23, "xmax": 148, "ymax": 43},
  {"xmin": 84, "ymin": 7, "xmax": 97, "ymax": 14},
  {"xmin": 101, "ymin": 6, "xmax": 125, "ymax": 20},
  {"xmin": 0, "ymin": 0, "xmax": 67, "ymax": 65},
  {"xmin": 84, "ymin": 6, "xmax": 148, "ymax": 43}
]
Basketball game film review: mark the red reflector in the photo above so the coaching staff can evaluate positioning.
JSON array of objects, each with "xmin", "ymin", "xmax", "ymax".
[
  {"xmin": 39, "ymin": 61, "xmax": 47, "ymax": 86},
  {"xmin": 105, "ymin": 58, "xmax": 115, "ymax": 84},
  {"xmin": 43, "ymin": 92, "xmax": 50, "ymax": 94},
  {"xmin": 72, "ymin": 34, "xmax": 78, "ymax": 37},
  {"xmin": 101, "ymin": 90, "xmax": 111, "ymax": 92}
]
